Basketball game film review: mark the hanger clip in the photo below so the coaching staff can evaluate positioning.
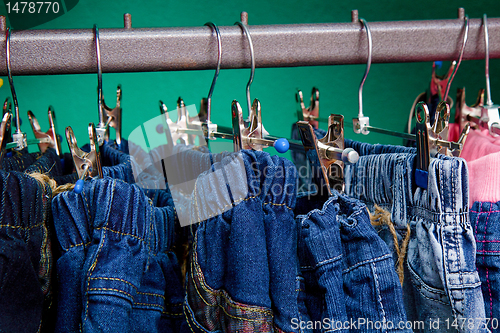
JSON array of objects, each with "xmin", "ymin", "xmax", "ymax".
[
  {"xmin": 0, "ymin": 111, "xmax": 12, "ymax": 166},
  {"xmin": 66, "ymin": 123, "xmax": 103, "ymax": 180},
  {"xmin": 415, "ymin": 101, "xmax": 468, "ymax": 188},
  {"xmin": 297, "ymin": 114, "xmax": 359, "ymax": 197},
  {"xmin": 232, "ymin": 99, "xmax": 266, "ymax": 151},
  {"xmin": 27, "ymin": 106, "xmax": 62, "ymax": 156},
  {"xmin": 296, "ymin": 88, "xmax": 319, "ymax": 128},
  {"xmin": 96, "ymin": 85, "xmax": 122, "ymax": 146}
]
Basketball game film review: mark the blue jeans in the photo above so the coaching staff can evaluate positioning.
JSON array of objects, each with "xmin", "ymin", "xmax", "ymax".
[
  {"xmin": 0, "ymin": 169, "xmax": 54, "ymax": 332},
  {"xmin": 344, "ymin": 142, "xmax": 487, "ymax": 333},
  {"xmin": 52, "ymin": 177, "xmax": 187, "ymax": 333},
  {"xmin": 471, "ymin": 201, "xmax": 500, "ymax": 333},
  {"xmin": 295, "ymin": 190, "xmax": 410, "ymax": 333},
  {"xmin": 184, "ymin": 149, "xmax": 303, "ymax": 332}
]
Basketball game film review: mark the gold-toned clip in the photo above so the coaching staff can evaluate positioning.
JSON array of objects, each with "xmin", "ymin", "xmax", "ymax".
[
  {"xmin": 455, "ymin": 88, "xmax": 484, "ymax": 133},
  {"xmin": 296, "ymin": 88, "xmax": 319, "ymax": 128},
  {"xmin": 27, "ymin": 106, "xmax": 62, "ymax": 156},
  {"xmin": 0, "ymin": 111, "xmax": 12, "ymax": 166},
  {"xmin": 65, "ymin": 124, "xmax": 103, "ymax": 179},
  {"xmin": 100, "ymin": 85, "xmax": 122, "ymax": 145},
  {"xmin": 415, "ymin": 101, "xmax": 469, "ymax": 188},
  {"xmin": 296, "ymin": 114, "xmax": 359, "ymax": 196},
  {"xmin": 232, "ymin": 99, "xmax": 268, "ymax": 152}
]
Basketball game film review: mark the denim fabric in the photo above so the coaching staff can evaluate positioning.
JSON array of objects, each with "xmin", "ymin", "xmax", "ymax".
[
  {"xmin": 52, "ymin": 177, "xmax": 186, "ymax": 333},
  {"xmin": 0, "ymin": 170, "xmax": 54, "ymax": 333},
  {"xmin": 24, "ymin": 147, "xmax": 79, "ymax": 185},
  {"xmin": 295, "ymin": 191, "xmax": 410, "ymax": 333},
  {"xmin": 1, "ymin": 148, "xmax": 41, "ymax": 172},
  {"xmin": 471, "ymin": 201, "xmax": 500, "ymax": 333},
  {"xmin": 184, "ymin": 150, "xmax": 302, "ymax": 332},
  {"xmin": 344, "ymin": 144, "xmax": 487, "ymax": 333}
]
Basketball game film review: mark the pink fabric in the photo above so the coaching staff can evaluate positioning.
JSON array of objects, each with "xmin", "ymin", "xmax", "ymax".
[
  {"xmin": 448, "ymin": 123, "xmax": 460, "ymax": 142},
  {"xmin": 458, "ymin": 128, "xmax": 500, "ymax": 205}
]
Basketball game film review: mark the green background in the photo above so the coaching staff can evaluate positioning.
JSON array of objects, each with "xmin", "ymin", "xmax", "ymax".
[{"xmin": 1, "ymin": 0, "xmax": 500, "ymax": 157}]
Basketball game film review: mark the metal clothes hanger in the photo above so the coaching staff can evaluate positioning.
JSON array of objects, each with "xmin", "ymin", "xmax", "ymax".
[
  {"xmin": 452, "ymin": 14, "xmax": 500, "ymax": 136},
  {"xmin": 479, "ymin": 14, "xmax": 500, "ymax": 136},
  {"xmin": 94, "ymin": 25, "xmax": 123, "ymax": 146},
  {"xmin": 351, "ymin": 14, "xmax": 467, "ymax": 153},
  {"xmin": 5, "ymin": 28, "xmax": 51, "ymax": 151},
  {"xmin": 27, "ymin": 106, "xmax": 62, "ymax": 156},
  {"xmin": 231, "ymin": 17, "xmax": 289, "ymax": 153}
]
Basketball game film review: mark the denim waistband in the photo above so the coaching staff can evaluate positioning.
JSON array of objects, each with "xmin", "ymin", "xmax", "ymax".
[
  {"xmin": 53, "ymin": 177, "xmax": 176, "ymax": 252},
  {"xmin": 1, "ymin": 148, "xmax": 41, "ymax": 172},
  {"xmin": 189, "ymin": 150, "xmax": 297, "ymax": 225},
  {"xmin": 345, "ymin": 152, "xmax": 469, "ymax": 227}
]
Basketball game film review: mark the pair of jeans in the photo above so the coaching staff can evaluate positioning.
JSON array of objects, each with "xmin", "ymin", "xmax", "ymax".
[
  {"xmin": 0, "ymin": 169, "xmax": 54, "ymax": 333},
  {"xmin": 295, "ymin": 191, "xmax": 410, "ymax": 332},
  {"xmin": 471, "ymin": 201, "xmax": 500, "ymax": 332},
  {"xmin": 184, "ymin": 149, "xmax": 302, "ymax": 332},
  {"xmin": 343, "ymin": 142, "xmax": 487, "ymax": 332},
  {"xmin": 52, "ymin": 177, "xmax": 187, "ymax": 333}
]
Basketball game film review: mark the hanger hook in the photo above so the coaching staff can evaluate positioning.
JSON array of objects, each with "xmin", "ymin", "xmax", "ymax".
[
  {"xmin": 5, "ymin": 28, "xmax": 21, "ymax": 135},
  {"xmin": 484, "ymin": 14, "xmax": 493, "ymax": 106},
  {"xmin": 235, "ymin": 20, "xmax": 255, "ymax": 118},
  {"xmin": 94, "ymin": 24, "xmax": 104, "ymax": 126},
  {"xmin": 358, "ymin": 18, "xmax": 372, "ymax": 120},
  {"xmin": 443, "ymin": 15, "xmax": 469, "ymax": 102},
  {"xmin": 204, "ymin": 22, "xmax": 222, "ymax": 124}
]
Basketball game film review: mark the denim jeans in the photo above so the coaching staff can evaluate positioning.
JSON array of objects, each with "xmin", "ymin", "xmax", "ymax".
[
  {"xmin": 343, "ymin": 143, "xmax": 487, "ymax": 333},
  {"xmin": 52, "ymin": 177, "xmax": 187, "ymax": 333},
  {"xmin": 471, "ymin": 201, "xmax": 500, "ymax": 333},
  {"xmin": 1, "ymin": 148, "xmax": 41, "ymax": 171},
  {"xmin": 295, "ymin": 190, "xmax": 410, "ymax": 333},
  {"xmin": 184, "ymin": 149, "xmax": 302, "ymax": 332},
  {"xmin": 0, "ymin": 169, "xmax": 54, "ymax": 333}
]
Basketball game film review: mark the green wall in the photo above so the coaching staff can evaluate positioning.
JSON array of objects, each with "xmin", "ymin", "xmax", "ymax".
[{"xmin": 1, "ymin": 0, "xmax": 500, "ymax": 157}]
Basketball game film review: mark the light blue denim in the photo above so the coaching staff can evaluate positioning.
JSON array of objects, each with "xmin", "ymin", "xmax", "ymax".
[{"xmin": 344, "ymin": 142, "xmax": 488, "ymax": 333}]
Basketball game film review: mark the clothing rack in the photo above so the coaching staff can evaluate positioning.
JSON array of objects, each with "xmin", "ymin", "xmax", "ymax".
[{"xmin": 1, "ymin": 9, "xmax": 499, "ymax": 76}]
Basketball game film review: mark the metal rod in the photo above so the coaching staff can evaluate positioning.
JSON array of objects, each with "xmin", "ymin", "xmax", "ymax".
[
  {"xmin": 484, "ymin": 14, "xmax": 493, "ymax": 106},
  {"xmin": 2, "ymin": 17, "xmax": 500, "ymax": 75}
]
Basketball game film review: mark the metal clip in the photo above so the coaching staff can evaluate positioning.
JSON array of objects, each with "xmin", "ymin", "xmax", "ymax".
[
  {"xmin": 232, "ymin": 99, "xmax": 265, "ymax": 152},
  {"xmin": 431, "ymin": 61, "xmax": 455, "ymax": 100},
  {"xmin": 296, "ymin": 88, "xmax": 319, "ymax": 128},
  {"xmin": 2, "ymin": 98, "xmax": 12, "ymax": 146},
  {"xmin": 415, "ymin": 101, "xmax": 468, "ymax": 188},
  {"xmin": 65, "ymin": 123, "xmax": 103, "ymax": 180},
  {"xmin": 297, "ymin": 114, "xmax": 359, "ymax": 196},
  {"xmin": 101, "ymin": 85, "xmax": 122, "ymax": 145},
  {"xmin": 455, "ymin": 88, "xmax": 484, "ymax": 132},
  {"xmin": 0, "ymin": 111, "xmax": 12, "ymax": 166},
  {"xmin": 27, "ymin": 106, "xmax": 62, "ymax": 156}
]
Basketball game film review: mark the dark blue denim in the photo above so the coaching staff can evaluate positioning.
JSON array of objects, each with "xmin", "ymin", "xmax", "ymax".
[
  {"xmin": 0, "ymin": 169, "xmax": 54, "ymax": 333},
  {"xmin": 471, "ymin": 201, "xmax": 500, "ymax": 333},
  {"xmin": 295, "ymin": 191, "xmax": 410, "ymax": 333},
  {"xmin": 344, "ymin": 143, "xmax": 487, "ymax": 333},
  {"xmin": 184, "ymin": 149, "xmax": 302, "ymax": 332},
  {"xmin": 1, "ymin": 148, "xmax": 41, "ymax": 172},
  {"xmin": 24, "ymin": 147, "xmax": 79, "ymax": 185},
  {"xmin": 52, "ymin": 177, "xmax": 187, "ymax": 333}
]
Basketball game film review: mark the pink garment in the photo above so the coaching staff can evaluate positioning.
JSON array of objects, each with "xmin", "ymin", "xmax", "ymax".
[{"xmin": 457, "ymin": 128, "xmax": 500, "ymax": 205}]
